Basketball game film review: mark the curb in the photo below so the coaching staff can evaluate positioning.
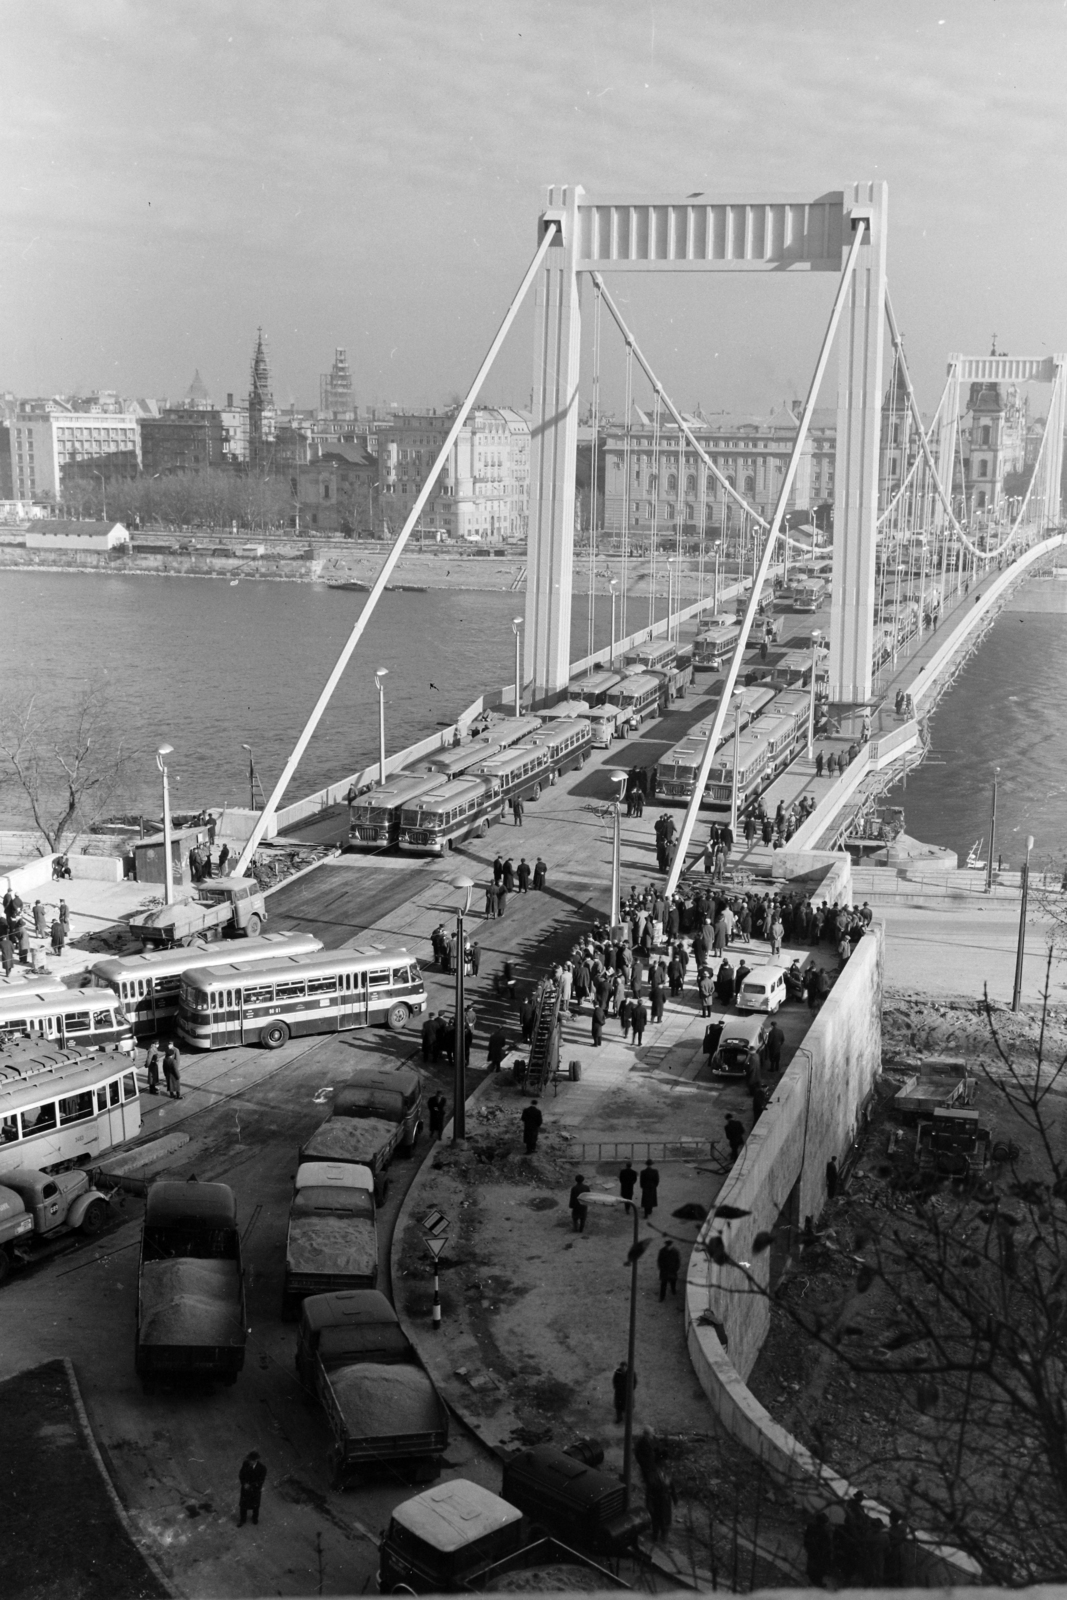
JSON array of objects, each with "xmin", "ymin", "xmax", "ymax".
[{"xmin": 62, "ymin": 1356, "xmax": 180, "ymax": 1599}]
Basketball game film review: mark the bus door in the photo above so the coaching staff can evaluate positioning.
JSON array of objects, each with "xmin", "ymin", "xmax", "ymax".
[
  {"xmin": 96, "ymin": 1074, "xmax": 126, "ymax": 1144},
  {"xmin": 338, "ymin": 967, "xmax": 368, "ymax": 1029},
  {"xmin": 213, "ymin": 985, "xmax": 242, "ymax": 1048}
]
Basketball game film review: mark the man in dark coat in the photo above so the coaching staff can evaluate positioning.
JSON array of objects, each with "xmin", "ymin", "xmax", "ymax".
[
  {"xmin": 803, "ymin": 1510, "xmax": 833, "ymax": 1586},
  {"xmin": 724, "ymin": 1114, "xmax": 746, "ymax": 1159},
  {"xmin": 238, "ymin": 1450, "xmax": 267, "ymax": 1526},
  {"xmin": 520, "ymin": 1099, "xmax": 543, "ymax": 1153},
  {"xmin": 591, "ymin": 1002, "xmax": 605, "ymax": 1047},
  {"xmin": 427, "ymin": 1092, "xmax": 447, "ymax": 1140},
  {"xmin": 520, "ymin": 996, "xmax": 537, "ymax": 1043},
  {"xmin": 532, "ymin": 856, "xmax": 547, "ymax": 890},
  {"xmin": 657, "ymin": 1238, "xmax": 681, "ymax": 1300},
  {"xmin": 568, "ymin": 1174, "xmax": 590, "ymax": 1233},
  {"xmin": 619, "ymin": 1160, "xmax": 638, "ymax": 1212},
  {"xmin": 517, "ymin": 858, "xmax": 531, "ymax": 892},
  {"xmin": 612, "ymin": 1360, "xmax": 635, "ymax": 1424},
  {"xmin": 631, "ymin": 999, "xmax": 648, "ymax": 1046},
  {"xmin": 421, "ymin": 1011, "xmax": 437, "ymax": 1063},
  {"xmin": 639, "ymin": 1157, "xmax": 659, "ymax": 1219},
  {"xmin": 765, "ymin": 1020, "xmax": 785, "ymax": 1073}
]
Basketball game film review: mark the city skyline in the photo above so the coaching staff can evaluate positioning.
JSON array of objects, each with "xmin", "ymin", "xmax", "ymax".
[{"xmin": 4, "ymin": 2, "xmax": 1066, "ymax": 420}]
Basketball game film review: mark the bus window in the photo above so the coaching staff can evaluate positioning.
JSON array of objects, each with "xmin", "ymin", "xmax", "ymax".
[
  {"xmin": 93, "ymin": 1009, "xmax": 116, "ymax": 1030},
  {"xmin": 2, "ymin": 1115, "xmax": 18, "ymax": 1143},
  {"xmin": 64, "ymin": 1011, "xmax": 91, "ymax": 1034},
  {"xmin": 22, "ymin": 1102, "xmax": 58, "ymax": 1136},
  {"xmin": 307, "ymin": 975, "xmax": 337, "ymax": 995},
  {"xmin": 96, "ymin": 1087, "xmax": 108, "ymax": 1113},
  {"xmin": 226, "ymin": 990, "xmax": 233, "ymax": 1007},
  {"xmin": 275, "ymin": 980, "xmax": 307, "ymax": 1001},
  {"xmin": 59, "ymin": 1092, "xmax": 94, "ymax": 1126},
  {"xmin": 122, "ymin": 1073, "xmax": 137, "ymax": 1100},
  {"xmin": 109, "ymin": 1080, "xmax": 120, "ymax": 1107},
  {"xmin": 393, "ymin": 964, "xmax": 412, "ymax": 984},
  {"xmin": 343, "ymin": 972, "xmax": 351, "ymax": 990},
  {"xmin": 244, "ymin": 985, "xmax": 273, "ymax": 1005}
]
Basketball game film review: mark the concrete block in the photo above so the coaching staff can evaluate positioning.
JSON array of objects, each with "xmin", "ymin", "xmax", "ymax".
[{"xmin": 69, "ymin": 854, "xmax": 123, "ymax": 883}]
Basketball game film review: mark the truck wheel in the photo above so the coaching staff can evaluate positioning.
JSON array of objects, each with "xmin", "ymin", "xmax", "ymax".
[
  {"xmin": 402, "ymin": 1119, "xmax": 421, "ymax": 1157},
  {"xmin": 244, "ymin": 913, "xmax": 263, "ymax": 938},
  {"xmin": 261, "ymin": 1020, "xmax": 290, "ymax": 1049},
  {"xmin": 386, "ymin": 1002, "xmax": 410, "ymax": 1032},
  {"xmin": 80, "ymin": 1200, "xmax": 108, "ymax": 1237}
]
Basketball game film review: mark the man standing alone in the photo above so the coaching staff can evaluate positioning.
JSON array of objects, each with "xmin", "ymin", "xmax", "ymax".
[
  {"xmin": 657, "ymin": 1238, "xmax": 681, "ymax": 1301},
  {"xmin": 639, "ymin": 1157, "xmax": 659, "ymax": 1219},
  {"xmin": 238, "ymin": 1450, "xmax": 267, "ymax": 1526},
  {"xmin": 520, "ymin": 1099, "xmax": 543, "ymax": 1154}
]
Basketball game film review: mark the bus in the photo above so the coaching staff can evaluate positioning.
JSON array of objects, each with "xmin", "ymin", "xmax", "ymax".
[
  {"xmin": 468, "ymin": 743, "xmax": 552, "ymax": 805},
  {"xmin": 348, "ymin": 772, "xmax": 444, "ymax": 850},
  {"xmin": 654, "ymin": 689, "xmax": 780, "ymax": 804},
  {"xmin": 398, "ymin": 777, "xmax": 504, "ymax": 855},
  {"xmin": 86, "ymin": 932, "xmax": 325, "ymax": 1039},
  {"xmin": 704, "ymin": 731, "xmax": 775, "ymax": 810},
  {"xmin": 693, "ymin": 623, "xmax": 741, "ymax": 671},
  {"xmin": 525, "ymin": 716, "xmax": 593, "ymax": 775},
  {"xmin": 0, "ymin": 991, "xmax": 133, "ymax": 1054},
  {"xmin": 418, "ymin": 742, "xmax": 504, "ymax": 782},
  {"xmin": 605, "ymin": 672, "xmax": 664, "ymax": 728},
  {"xmin": 792, "ymin": 582, "xmax": 825, "ymax": 613},
  {"xmin": 0, "ymin": 1045, "xmax": 141, "ymax": 1178},
  {"xmin": 625, "ymin": 641, "xmax": 675, "ymax": 675},
  {"xmin": 756, "ymin": 712, "xmax": 804, "ymax": 773},
  {"xmin": 176, "ymin": 947, "xmax": 428, "ymax": 1051},
  {"xmin": 566, "ymin": 669, "xmax": 625, "ymax": 708}
]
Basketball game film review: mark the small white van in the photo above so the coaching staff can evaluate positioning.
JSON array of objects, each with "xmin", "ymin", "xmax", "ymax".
[{"xmin": 736, "ymin": 965, "xmax": 788, "ymax": 1014}]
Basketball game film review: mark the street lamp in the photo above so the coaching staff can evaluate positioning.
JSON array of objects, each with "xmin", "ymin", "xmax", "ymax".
[
  {"xmin": 156, "ymin": 744, "xmax": 175, "ymax": 905},
  {"xmin": 712, "ymin": 541, "xmax": 721, "ymax": 614},
  {"xmin": 1012, "ymin": 835, "xmax": 1035, "ymax": 1013},
  {"xmin": 986, "ymin": 767, "xmax": 1000, "ymax": 894},
  {"xmin": 512, "ymin": 617, "xmax": 523, "ymax": 718},
  {"xmin": 609, "ymin": 770, "xmax": 628, "ymax": 928},
  {"xmin": 452, "ymin": 875, "xmax": 475, "ymax": 1144},
  {"xmin": 582, "ymin": 1191, "xmax": 642, "ymax": 1510},
  {"xmin": 666, "ymin": 556, "xmax": 676, "ymax": 643},
  {"xmin": 806, "ymin": 630, "xmax": 823, "ymax": 761},
  {"xmin": 729, "ymin": 690, "xmax": 746, "ymax": 838},
  {"xmin": 241, "ymin": 743, "xmax": 256, "ymax": 811},
  {"xmin": 374, "ymin": 668, "xmax": 389, "ymax": 785},
  {"xmin": 609, "ymin": 579, "xmax": 619, "ymax": 667}
]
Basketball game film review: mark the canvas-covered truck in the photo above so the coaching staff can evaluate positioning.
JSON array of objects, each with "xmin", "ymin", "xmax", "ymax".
[
  {"xmin": 296, "ymin": 1290, "xmax": 449, "ymax": 1487},
  {"xmin": 282, "ymin": 1161, "xmax": 378, "ymax": 1318},
  {"xmin": 299, "ymin": 1066, "xmax": 423, "ymax": 1202},
  {"xmin": 376, "ymin": 1478, "xmax": 628, "ymax": 1593},
  {"xmin": 501, "ymin": 1444, "xmax": 650, "ymax": 1557},
  {"xmin": 128, "ymin": 877, "xmax": 267, "ymax": 949},
  {"xmin": 0, "ymin": 1167, "xmax": 114, "ymax": 1286},
  {"xmin": 136, "ymin": 1180, "xmax": 247, "ymax": 1388}
]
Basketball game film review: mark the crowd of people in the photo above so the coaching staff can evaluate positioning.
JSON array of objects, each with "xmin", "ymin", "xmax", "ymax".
[{"xmin": 0, "ymin": 889, "xmax": 70, "ymax": 972}]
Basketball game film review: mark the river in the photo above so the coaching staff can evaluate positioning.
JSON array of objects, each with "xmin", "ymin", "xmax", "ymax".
[{"xmin": 2, "ymin": 568, "xmax": 1064, "ymax": 867}]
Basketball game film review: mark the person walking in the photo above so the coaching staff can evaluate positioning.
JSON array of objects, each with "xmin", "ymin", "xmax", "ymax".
[
  {"xmin": 33, "ymin": 899, "xmax": 47, "ymax": 938},
  {"xmin": 619, "ymin": 1159, "xmax": 638, "ymax": 1213},
  {"xmin": 493, "ymin": 854, "xmax": 504, "ymax": 885},
  {"xmin": 724, "ymin": 1114, "xmax": 746, "ymax": 1160},
  {"xmin": 612, "ymin": 1360, "xmax": 635, "ymax": 1424},
  {"xmin": 145, "ymin": 1043, "xmax": 161, "ymax": 1096},
  {"xmin": 631, "ymin": 999, "xmax": 647, "ymax": 1047},
  {"xmin": 815, "ymin": 750, "xmax": 824, "ymax": 779},
  {"xmin": 511, "ymin": 796, "xmax": 524, "ymax": 827},
  {"xmin": 532, "ymin": 856, "xmax": 547, "ymax": 890},
  {"xmin": 656, "ymin": 1238, "xmax": 681, "ymax": 1301},
  {"xmin": 568, "ymin": 1174, "xmax": 590, "ymax": 1233},
  {"xmin": 638, "ymin": 1157, "xmax": 659, "ymax": 1219},
  {"xmin": 487, "ymin": 1027, "xmax": 508, "ymax": 1072},
  {"xmin": 238, "ymin": 1450, "xmax": 267, "ymax": 1527},
  {"xmin": 591, "ymin": 1001, "xmax": 605, "ymax": 1048},
  {"xmin": 618, "ymin": 995, "xmax": 633, "ymax": 1040},
  {"xmin": 162, "ymin": 1041, "xmax": 182, "ymax": 1100},
  {"xmin": 497, "ymin": 884, "xmax": 508, "ymax": 918},
  {"xmin": 50, "ymin": 919, "xmax": 66, "ymax": 957},
  {"xmin": 769, "ymin": 914, "xmax": 784, "ymax": 958},
  {"xmin": 0, "ymin": 935, "xmax": 13, "ymax": 978},
  {"xmin": 58, "ymin": 900, "xmax": 70, "ymax": 935},
  {"xmin": 421, "ymin": 1011, "xmax": 437, "ymax": 1063},
  {"xmin": 765, "ymin": 1020, "xmax": 785, "ymax": 1074},
  {"xmin": 520, "ymin": 1099, "xmax": 543, "ymax": 1154},
  {"xmin": 428, "ymin": 1092, "xmax": 447, "ymax": 1140}
]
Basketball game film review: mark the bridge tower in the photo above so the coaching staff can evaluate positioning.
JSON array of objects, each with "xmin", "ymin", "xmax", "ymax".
[{"xmin": 525, "ymin": 182, "xmax": 889, "ymax": 707}]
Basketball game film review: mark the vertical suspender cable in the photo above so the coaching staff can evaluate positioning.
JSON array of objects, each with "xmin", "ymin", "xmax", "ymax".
[
  {"xmin": 621, "ymin": 344, "xmax": 633, "ymax": 640},
  {"xmin": 664, "ymin": 219, "xmax": 868, "ymax": 896},
  {"xmin": 232, "ymin": 221, "xmax": 560, "ymax": 876},
  {"xmin": 648, "ymin": 389, "xmax": 662, "ymax": 629},
  {"xmin": 588, "ymin": 283, "xmax": 602, "ymax": 664}
]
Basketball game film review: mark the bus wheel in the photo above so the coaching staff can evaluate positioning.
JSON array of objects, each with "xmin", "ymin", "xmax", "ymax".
[
  {"xmin": 262, "ymin": 1021, "xmax": 290, "ymax": 1050},
  {"xmin": 80, "ymin": 1200, "xmax": 108, "ymax": 1237},
  {"xmin": 387, "ymin": 1002, "xmax": 410, "ymax": 1033},
  {"xmin": 475, "ymin": 820, "xmax": 489, "ymax": 838},
  {"xmin": 244, "ymin": 913, "xmax": 263, "ymax": 938},
  {"xmin": 531, "ymin": 783, "xmax": 542, "ymax": 800}
]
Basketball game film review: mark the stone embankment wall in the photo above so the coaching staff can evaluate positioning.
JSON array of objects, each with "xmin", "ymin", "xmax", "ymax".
[{"xmin": 0, "ymin": 546, "xmax": 320, "ymax": 582}]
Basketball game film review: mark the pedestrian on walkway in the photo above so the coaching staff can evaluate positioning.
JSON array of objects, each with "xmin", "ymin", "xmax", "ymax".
[
  {"xmin": 657, "ymin": 1238, "xmax": 681, "ymax": 1300},
  {"xmin": 58, "ymin": 900, "xmax": 70, "ymax": 935},
  {"xmin": 0, "ymin": 935, "xmax": 12, "ymax": 977},
  {"xmin": 612, "ymin": 1360, "xmax": 635, "ymax": 1424},
  {"xmin": 639, "ymin": 1157, "xmax": 659, "ymax": 1219},
  {"xmin": 487, "ymin": 1027, "xmax": 508, "ymax": 1071},
  {"xmin": 238, "ymin": 1450, "xmax": 267, "ymax": 1527},
  {"xmin": 724, "ymin": 1114, "xmax": 746, "ymax": 1160},
  {"xmin": 428, "ymin": 1092, "xmax": 447, "ymax": 1140},
  {"xmin": 470, "ymin": 942, "xmax": 481, "ymax": 977},
  {"xmin": 33, "ymin": 899, "xmax": 47, "ymax": 938},
  {"xmin": 145, "ymin": 1043, "xmax": 161, "ymax": 1096},
  {"xmin": 591, "ymin": 1002, "xmax": 605, "ymax": 1047},
  {"xmin": 520, "ymin": 995, "xmax": 537, "ymax": 1043},
  {"xmin": 493, "ymin": 855, "xmax": 504, "ymax": 884},
  {"xmin": 497, "ymin": 885, "xmax": 508, "ymax": 918},
  {"xmin": 619, "ymin": 1159, "xmax": 638, "ymax": 1213},
  {"xmin": 765, "ymin": 1020, "xmax": 784, "ymax": 1073},
  {"xmin": 618, "ymin": 995, "xmax": 633, "ymax": 1040},
  {"xmin": 421, "ymin": 1011, "xmax": 437, "ymax": 1062},
  {"xmin": 512, "ymin": 796, "xmax": 524, "ymax": 827},
  {"xmin": 697, "ymin": 968, "xmax": 715, "ymax": 1016},
  {"xmin": 517, "ymin": 858, "xmax": 530, "ymax": 892},
  {"xmin": 162, "ymin": 1042, "xmax": 182, "ymax": 1099},
  {"xmin": 50, "ymin": 919, "xmax": 66, "ymax": 957},
  {"xmin": 631, "ymin": 999, "xmax": 647, "ymax": 1047},
  {"xmin": 646, "ymin": 1470, "xmax": 677, "ymax": 1542},
  {"xmin": 815, "ymin": 750, "xmax": 824, "ymax": 778},
  {"xmin": 569, "ymin": 1174, "xmax": 590, "ymax": 1233},
  {"xmin": 769, "ymin": 914, "xmax": 784, "ymax": 958},
  {"xmin": 533, "ymin": 856, "xmax": 547, "ymax": 890},
  {"xmin": 520, "ymin": 1099, "xmax": 542, "ymax": 1153}
]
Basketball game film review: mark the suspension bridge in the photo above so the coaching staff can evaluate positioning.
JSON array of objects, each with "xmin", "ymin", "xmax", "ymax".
[{"xmin": 231, "ymin": 180, "xmax": 1065, "ymax": 879}]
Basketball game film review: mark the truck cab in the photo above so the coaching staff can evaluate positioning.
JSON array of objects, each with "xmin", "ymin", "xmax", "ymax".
[
  {"xmin": 0, "ymin": 1167, "xmax": 112, "ymax": 1283},
  {"xmin": 129, "ymin": 877, "xmax": 267, "ymax": 949},
  {"xmin": 378, "ymin": 1479, "xmax": 525, "ymax": 1593}
]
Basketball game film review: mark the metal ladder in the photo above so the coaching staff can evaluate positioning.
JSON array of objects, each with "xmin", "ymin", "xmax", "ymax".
[{"xmin": 525, "ymin": 978, "xmax": 562, "ymax": 1094}]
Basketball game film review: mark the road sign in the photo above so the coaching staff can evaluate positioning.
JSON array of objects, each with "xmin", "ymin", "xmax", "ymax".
[
  {"xmin": 426, "ymin": 1235, "xmax": 448, "ymax": 1260},
  {"xmin": 420, "ymin": 1207, "xmax": 450, "ymax": 1237}
]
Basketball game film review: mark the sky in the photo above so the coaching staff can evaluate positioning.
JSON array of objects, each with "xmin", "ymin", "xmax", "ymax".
[{"xmin": 3, "ymin": 0, "xmax": 1066, "ymax": 420}]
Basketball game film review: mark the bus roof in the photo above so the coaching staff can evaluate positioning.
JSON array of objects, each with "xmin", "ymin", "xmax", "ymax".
[
  {"xmin": 609, "ymin": 672, "xmax": 661, "ymax": 697},
  {"xmin": 402, "ymin": 777, "xmax": 489, "ymax": 813},
  {"xmin": 145, "ymin": 1180, "xmax": 237, "ymax": 1231},
  {"xmin": 391, "ymin": 1479, "xmax": 522, "ymax": 1552},
  {"xmin": 351, "ymin": 772, "xmax": 444, "ymax": 808},
  {"xmin": 0, "ymin": 1057, "xmax": 132, "ymax": 1112},
  {"xmin": 90, "ymin": 931, "xmax": 322, "ymax": 985},
  {"xmin": 180, "ymin": 946, "xmax": 415, "ymax": 988},
  {"xmin": 570, "ymin": 668, "xmax": 624, "ymax": 692},
  {"xmin": 419, "ymin": 742, "xmax": 502, "ymax": 778},
  {"xmin": 468, "ymin": 744, "xmax": 548, "ymax": 775},
  {"xmin": 0, "ymin": 1041, "xmax": 97, "ymax": 1090}
]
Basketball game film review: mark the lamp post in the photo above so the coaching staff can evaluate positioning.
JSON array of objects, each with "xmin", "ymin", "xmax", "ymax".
[
  {"xmin": 609, "ymin": 579, "xmax": 619, "ymax": 667},
  {"xmin": 241, "ymin": 743, "xmax": 257, "ymax": 810},
  {"xmin": 806, "ymin": 630, "xmax": 823, "ymax": 761},
  {"xmin": 609, "ymin": 770, "xmax": 628, "ymax": 928},
  {"xmin": 729, "ymin": 689, "xmax": 746, "ymax": 838},
  {"xmin": 156, "ymin": 744, "xmax": 174, "ymax": 905},
  {"xmin": 583, "ymin": 1192, "xmax": 641, "ymax": 1510},
  {"xmin": 986, "ymin": 767, "xmax": 1000, "ymax": 894},
  {"xmin": 665, "ymin": 556, "xmax": 675, "ymax": 643},
  {"xmin": 451, "ymin": 875, "xmax": 474, "ymax": 1143},
  {"xmin": 512, "ymin": 617, "xmax": 523, "ymax": 718},
  {"xmin": 712, "ymin": 541, "xmax": 721, "ymax": 614},
  {"xmin": 374, "ymin": 668, "xmax": 389, "ymax": 785},
  {"xmin": 1012, "ymin": 834, "xmax": 1034, "ymax": 1012}
]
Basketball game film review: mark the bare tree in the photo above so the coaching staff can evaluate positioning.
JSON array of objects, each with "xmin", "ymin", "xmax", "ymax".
[{"xmin": 0, "ymin": 687, "xmax": 134, "ymax": 854}]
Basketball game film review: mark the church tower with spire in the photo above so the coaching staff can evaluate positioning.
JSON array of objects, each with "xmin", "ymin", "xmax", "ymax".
[{"xmin": 248, "ymin": 327, "xmax": 276, "ymax": 471}]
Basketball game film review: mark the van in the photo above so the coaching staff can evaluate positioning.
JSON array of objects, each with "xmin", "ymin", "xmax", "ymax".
[
  {"xmin": 500, "ymin": 1444, "xmax": 650, "ymax": 1555},
  {"xmin": 711, "ymin": 1012, "xmax": 772, "ymax": 1074},
  {"xmin": 736, "ymin": 965, "xmax": 787, "ymax": 1014}
]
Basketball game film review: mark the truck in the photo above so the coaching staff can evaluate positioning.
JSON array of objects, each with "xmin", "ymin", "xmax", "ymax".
[
  {"xmin": 0, "ymin": 1167, "xmax": 115, "ymax": 1285},
  {"xmin": 128, "ymin": 877, "xmax": 267, "ymax": 949},
  {"xmin": 501, "ymin": 1445, "xmax": 650, "ymax": 1558},
  {"xmin": 377, "ymin": 1478, "xmax": 628, "ymax": 1594},
  {"xmin": 296, "ymin": 1289, "xmax": 449, "ymax": 1487},
  {"xmin": 282, "ymin": 1161, "xmax": 378, "ymax": 1319},
  {"xmin": 298, "ymin": 1066, "xmax": 423, "ymax": 1202},
  {"xmin": 135, "ymin": 1179, "xmax": 247, "ymax": 1389}
]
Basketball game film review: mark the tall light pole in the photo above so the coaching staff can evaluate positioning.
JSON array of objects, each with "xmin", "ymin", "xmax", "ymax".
[
  {"xmin": 712, "ymin": 541, "xmax": 721, "ymax": 614},
  {"xmin": 452, "ymin": 875, "xmax": 474, "ymax": 1143},
  {"xmin": 609, "ymin": 770, "xmax": 628, "ymax": 928},
  {"xmin": 806, "ymin": 630, "xmax": 823, "ymax": 761},
  {"xmin": 986, "ymin": 767, "xmax": 1000, "ymax": 894},
  {"xmin": 583, "ymin": 1192, "xmax": 642, "ymax": 1510},
  {"xmin": 241, "ymin": 743, "xmax": 256, "ymax": 811},
  {"xmin": 156, "ymin": 744, "xmax": 175, "ymax": 905},
  {"xmin": 374, "ymin": 668, "xmax": 389, "ymax": 784},
  {"xmin": 1012, "ymin": 835, "xmax": 1034, "ymax": 1012},
  {"xmin": 666, "ymin": 556, "xmax": 676, "ymax": 642},
  {"xmin": 609, "ymin": 578, "xmax": 619, "ymax": 667},
  {"xmin": 512, "ymin": 617, "xmax": 523, "ymax": 717},
  {"xmin": 729, "ymin": 690, "xmax": 745, "ymax": 838}
]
